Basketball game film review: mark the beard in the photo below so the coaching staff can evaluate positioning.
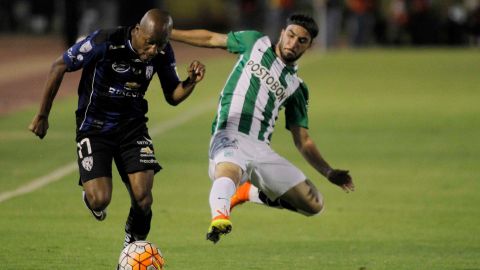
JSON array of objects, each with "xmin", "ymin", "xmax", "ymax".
[{"xmin": 280, "ymin": 48, "xmax": 302, "ymax": 63}]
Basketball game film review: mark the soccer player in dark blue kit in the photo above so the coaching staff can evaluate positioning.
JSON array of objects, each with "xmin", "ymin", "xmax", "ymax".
[{"xmin": 29, "ymin": 9, "xmax": 206, "ymax": 247}]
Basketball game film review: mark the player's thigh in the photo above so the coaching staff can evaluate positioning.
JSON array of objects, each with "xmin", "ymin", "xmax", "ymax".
[
  {"xmin": 280, "ymin": 179, "xmax": 324, "ymax": 215},
  {"xmin": 77, "ymin": 136, "xmax": 114, "ymax": 184},
  {"xmin": 208, "ymin": 131, "xmax": 248, "ymax": 184},
  {"xmin": 116, "ymin": 128, "xmax": 162, "ymax": 181},
  {"xmin": 115, "ymin": 128, "xmax": 160, "ymax": 208},
  {"xmin": 252, "ymin": 154, "xmax": 306, "ymax": 201},
  {"xmin": 213, "ymin": 162, "xmax": 243, "ymax": 185}
]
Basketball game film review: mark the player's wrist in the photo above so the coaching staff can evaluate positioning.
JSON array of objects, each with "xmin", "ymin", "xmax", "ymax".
[
  {"xmin": 182, "ymin": 77, "xmax": 196, "ymax": 88},
  {"xmin": 37, "ymin": 113, "xmax": 49, "ymax": 119},
  {"xmin": 325, "ymin": 168, "xmax": 333, "ymax": 178}
]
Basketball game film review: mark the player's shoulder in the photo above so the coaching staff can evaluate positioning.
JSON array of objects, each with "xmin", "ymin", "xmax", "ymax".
[
  {"xmin": 298, "ymin": 80, "xmax": 309, "ymax": 99},
  {"xmin": 91, "ymin": 26, "xmax": 128, "ymax": 46},
  {"xmin": 229, "ymin": 30, "xmax": 267, "ymax": 44},
  {"xmin": 152, "ymin": 41, "xmax": 176, "ymax": 66},
  {"xmin": 288, "ymin": 77, "xmax": 309, "ymax": 98},
  {"xmin": 298, "ymin": 79, "xmax": 308, "ymax": 91},
  {"xmin": 233, "ymin": 30, "xmax": 265, "ymax": 38},
  {"xmin": 162, "ymin": 41, "xmax": 174, "ymax": 56},
  {"xmin": 227, "ymin": 30, "xmax": 270, "ymax": 53}
]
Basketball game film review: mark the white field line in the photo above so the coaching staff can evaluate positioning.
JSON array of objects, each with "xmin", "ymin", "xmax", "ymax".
[{"xmin": 0, "ymin": 102, "xmax": 214, "ymax": 203}]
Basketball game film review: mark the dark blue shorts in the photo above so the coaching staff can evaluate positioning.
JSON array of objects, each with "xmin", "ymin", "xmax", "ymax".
[{"xmin": 76, "ymin": 124, "xmax": 162, "ymax": 185}]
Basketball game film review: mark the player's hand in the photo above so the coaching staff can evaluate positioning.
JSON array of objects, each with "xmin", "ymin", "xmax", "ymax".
[
  {"xmin": 28, "ymin": 114, "xmax": 49, "ymax": 139},
  {"xmin": 327, "ymin": 169, "xmax": 354, "ymax": 193},
  {"xmin": 187, "ymin": 60, "xmax": 205, "ymax": 84}
]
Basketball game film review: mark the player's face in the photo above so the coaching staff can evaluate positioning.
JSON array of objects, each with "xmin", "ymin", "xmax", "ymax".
[
  {"xmin": 277, "ymin": 25, "xmax": 312, "ymax": 64},
  {"xmin": 133, "ymin": 25, "xmax": 170, "ymax": 62}
]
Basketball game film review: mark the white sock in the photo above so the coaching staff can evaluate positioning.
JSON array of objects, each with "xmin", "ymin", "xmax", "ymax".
[
  {"xmin": 248, "ymin": 184, "xmax": 264, "ymax": 205},
  {"xmin": 209, "ymin": 177, "xmax": 236, "ymax": 219}
]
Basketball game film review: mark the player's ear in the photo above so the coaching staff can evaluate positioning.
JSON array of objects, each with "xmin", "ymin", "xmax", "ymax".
[{"xmin": 134, "ymin": 24, "xmax": 141, "ymax": 33}]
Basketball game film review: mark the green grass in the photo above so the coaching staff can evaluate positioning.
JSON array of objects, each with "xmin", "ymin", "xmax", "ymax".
[{"xmin": 1, "ymin": 49, "xmax": 480, "ymax": 269}]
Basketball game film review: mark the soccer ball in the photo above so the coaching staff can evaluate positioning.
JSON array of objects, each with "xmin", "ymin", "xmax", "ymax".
[{"xmin": 117, "ymin": 240, "xmax": 165, "ymax": 270}]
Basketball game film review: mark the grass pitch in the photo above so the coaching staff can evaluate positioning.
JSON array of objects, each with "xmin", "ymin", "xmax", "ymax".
[{"xmin": 0, "ymin": 49, "xmax": 479, "ymax": 269}]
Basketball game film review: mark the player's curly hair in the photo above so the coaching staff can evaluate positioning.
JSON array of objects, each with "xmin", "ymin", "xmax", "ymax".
[{"xmin": 287, "ymin": 14, "xmax": 319, "ymax": 40}]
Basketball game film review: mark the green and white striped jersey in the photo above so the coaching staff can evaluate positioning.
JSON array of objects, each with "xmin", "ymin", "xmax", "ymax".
[{"xmin": 212, "ymin": 31, "xmax": 309, "ymax": 144}]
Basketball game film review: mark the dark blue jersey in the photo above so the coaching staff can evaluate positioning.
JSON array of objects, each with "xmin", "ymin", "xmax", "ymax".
[{"xmin": 63, "ymin": 26, "xmax": 181, "ymax": 136}]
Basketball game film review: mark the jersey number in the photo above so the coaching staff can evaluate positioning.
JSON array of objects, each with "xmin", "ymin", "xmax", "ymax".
[{"xmin": 77, "ymin": 138, "xmax": 92, "ymax": 159}]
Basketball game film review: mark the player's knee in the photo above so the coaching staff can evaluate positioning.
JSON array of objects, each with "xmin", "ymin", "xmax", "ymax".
[
  {"xmin": 301, "ymin": 197, "xmax": 324, "ymax": 216},
  {"xmin": 87, "ymin": 191, "xmax": 111, "ymax": 211},
  {"xmin": 132, "ymin": 192, "xmax": 153, "ymax": 212}
]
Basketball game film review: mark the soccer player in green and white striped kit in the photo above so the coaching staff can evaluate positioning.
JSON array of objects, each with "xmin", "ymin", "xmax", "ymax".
[{"xmin": 172, "ymin": 14, "xmax": 355, "ymax": 244}]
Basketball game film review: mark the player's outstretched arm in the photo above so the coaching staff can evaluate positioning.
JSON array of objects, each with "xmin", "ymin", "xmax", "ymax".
[
  {"xmin": 165, "ymin": 60, "xmax": 206, "ymax": 106},
  {"xmin": 171, "ymin": 29, "xmax": 228, "ymax": 49},
  {"xmin": 290, "ymin": 125, "xmax": 355, "ymax": 193},
  {"xmin": 28, "ymin": 55, "xmax": 67, "ymax": 139}
]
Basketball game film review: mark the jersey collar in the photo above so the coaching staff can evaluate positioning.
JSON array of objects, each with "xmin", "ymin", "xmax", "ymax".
[{"xmin": 126, "ymin": 26, "xmax": 137, "ymax": 54}]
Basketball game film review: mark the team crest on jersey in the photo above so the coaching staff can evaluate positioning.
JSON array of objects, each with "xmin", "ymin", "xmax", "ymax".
[
  {"xmin": 79, "ymin": 41, "xmax": 93, "ymax": 53},
  {"xmin": 146, "ymin": 66, "xmax": 154, "ymax": 79},
  {"xmin": 112, "ymin": 62, "xmax": 131, "ymax": 73},
  {"xmin": 81, "ymin": 156, "xmax": 93, "ymax": 171}
]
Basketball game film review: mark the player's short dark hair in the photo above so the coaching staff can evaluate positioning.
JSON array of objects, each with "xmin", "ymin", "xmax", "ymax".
[{"xmin": 286, "ymin": 14, "xmax": 319, "ymax": 40}]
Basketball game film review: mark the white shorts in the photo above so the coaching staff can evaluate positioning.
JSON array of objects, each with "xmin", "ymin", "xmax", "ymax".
[{"xmin": 208, "ymin": 130, "xmax": 306, "ymax": 200}]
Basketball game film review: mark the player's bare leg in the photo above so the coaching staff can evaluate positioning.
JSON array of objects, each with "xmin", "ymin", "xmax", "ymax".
[
  {"xmin": 231, "ymin": 179, "xmax": 324, "ymax": 216},
  {"xmin": 123, "ymin": 170, "xmax": 155, "ymax": 247},
  {"xmin": 277, "ymin": 179, "xmax": 324, "ymax": 215},
  {"xmin": 207, "ymin": 162, "xmax": 242, "ymax": 243},
  {"xmin": 82, "ymin": 176, "xmax": 112, "ymax": 221}
]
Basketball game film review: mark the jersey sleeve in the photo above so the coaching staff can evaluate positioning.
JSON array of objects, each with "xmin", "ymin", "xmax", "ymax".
[
  {"xmin": 156, "ymin": 42, "xmax": 181, "ymax": 95},
  {"xmin": 63, "ymin": 30, "xmax": 107, "ymax": 72},
  {"xmin": 284, "ymin": 83, "xmax": 309, "ymax": 130},
  {"xmin": 226, "ymin": 30, "xmax": 265, "ymax": 54}
]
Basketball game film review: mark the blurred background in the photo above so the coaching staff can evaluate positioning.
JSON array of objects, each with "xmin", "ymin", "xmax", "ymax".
[
  {"xmin": 1, "ymin": 2, "xmax": 479, "ymax": 269},
  {"xmin": 1, "ymin": 0, "xmax": 479, "ymax": 115},
  {"xmin": 1, "ymin": 0, "xmax": 479, "ymax": 48}
]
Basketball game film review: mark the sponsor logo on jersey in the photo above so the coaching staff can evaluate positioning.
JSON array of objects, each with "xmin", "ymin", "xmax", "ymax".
[
  {"xmin": 246, "ymin": 60, "xmax": 287, "ymax": 102},
  {"xmin": 139, "ymin": 146, "xmax": 156, "ymax": 162},
  {"xmin": 137, "ymin": 136, "xmax": 153, "ymax": 145},
  {"xmin": 79, "ymin": 41, "xmax": 93, "ymax": 53},
  {"xmin": 66, "ymin": 48, "xmax": 74, "ymax": 60},
  {"xmin": 125, "ymin": 82, "xmax": 141, "ymax": 90},
  {"xmin": 112, "ymin": 62, "xmax": 131, "ymax": 73},
  {"xmin": 140, "ymin": 146, "xmax": 154, "ymax": 157},
  {"xmin": 108, "ymin": 87, "xmax": 144, "ymax": 98},
  {"xmin": 82, "ymin": 156, "xmax": 93, "ymax": 171},
  {"xmin": 140, "ymin": 159, "xmax": 158, "ymax": 164},
  {"xmin": 66, "ymin": 47, "xmax": 83, "ymax": 64}
]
